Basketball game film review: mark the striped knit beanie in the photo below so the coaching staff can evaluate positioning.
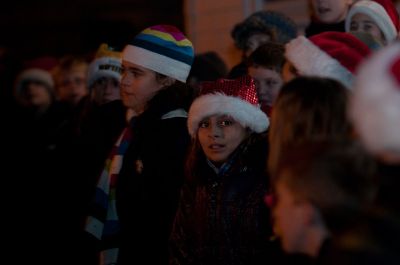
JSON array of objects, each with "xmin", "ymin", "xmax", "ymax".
[{"xmin": 122, "ymin": 25, "xmax": 194, "ymax": 83}]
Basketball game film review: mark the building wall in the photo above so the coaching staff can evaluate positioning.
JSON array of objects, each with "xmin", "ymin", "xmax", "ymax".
[{"xmin": 184, "ymin": 0, "xmax": 308, "ymax": 70}]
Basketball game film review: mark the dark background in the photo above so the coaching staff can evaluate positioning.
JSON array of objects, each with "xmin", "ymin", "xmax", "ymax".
[
  {"xmin": 1, "ymin": 0, "xmax": 184, "ymax": 59},
  {"xmin": 0, "ymin": 0, "xmax": 184, "ymax": 105}
]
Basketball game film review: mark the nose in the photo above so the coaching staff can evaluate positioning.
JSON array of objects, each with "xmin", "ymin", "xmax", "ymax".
[{"xmin": 208, "ymin": 123, "xmax": 222, "ymax": 138}]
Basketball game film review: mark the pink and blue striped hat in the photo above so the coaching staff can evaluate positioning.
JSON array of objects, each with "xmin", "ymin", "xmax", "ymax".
[{"xmin": 122, "ymin": 25, "xmax": 194, "ymax": 83}]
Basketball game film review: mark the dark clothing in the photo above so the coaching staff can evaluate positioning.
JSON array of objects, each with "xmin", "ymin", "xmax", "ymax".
[
  {"xmin": 375, "ymin": 163, "xmax": 400, "ymax": 216},
  {"xmin": 170, "ymin": 134, "xmax": 276, "ymax": 265},
  {"xmin": 228, "ymin": 61, "xmax": 248, "ymax": 79},
  {"xmin": 116, "ymin": 84, "xmax": 193, "ymax": 265},
  {"xmin": 319, "ymin": 209, "xmax": 400, "ymax": 265},
  {"xmin": 305, "ymin": 20, "xmax": 345, "ymax": 38}
]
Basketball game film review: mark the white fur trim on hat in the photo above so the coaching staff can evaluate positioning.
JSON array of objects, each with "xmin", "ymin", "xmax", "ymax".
[
  {"xmin": 345, "ymin": 0, "xmax": 398, "ymax": 43},
  {"xmin": 285, "ymin": 36, "xmax": 354, "ymax": 89},
  {"xmin": 15, "ymin": 68, "xmax": 54, "ymax": 96},
  {"xmin": 350, "ymin": 43, "xmax": 400, "ymax": 156},
  {"xmin": 122, "ymin": 45, "xmax": 191, "ymax": 83},
  {"xmin": 187, "ymin": 93, "xmax": 269, "ymax": 137},
  {"xmin": 87, "ymin": 57, "xmax": 121, "ymax": 87}
]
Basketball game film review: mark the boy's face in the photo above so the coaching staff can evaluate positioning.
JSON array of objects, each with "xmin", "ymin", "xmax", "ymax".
[
  {"xmin": 57, "ymin": 69, "xmax": 88, "ymax": 105},
  {"xmin": 248, "ymin": 66, "xmax": 283, "ymax": 108},
  {"xmin": 350, "ymin": 13, "xmax": 386, "ymax": 44},
  {"xmin": 311, "ymin": 0, "xmax": 353, "ymax": 23},
  {"xmin": 272, "ymin": 180, "xmax": 309, "ymax": 254},
  {"xmin": 120, "ymin": 60, "xmax": 165, "ymax": 113},
  {"xmin": 198, "ymin": 115, "xmax": 248, "ymax": 166}
]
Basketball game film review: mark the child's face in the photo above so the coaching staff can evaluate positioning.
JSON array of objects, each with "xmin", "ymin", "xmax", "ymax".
[
  {"xmin": 350, "ymin": 13, "xmax": 386, "ymax": 44},
  {"xmin": 311, "ymin": 0, "xmax": 352, "ymax": 23},
  {"xmin": 272, "ymin": 180, "xmax": 309, "ymax": 254},
  {"xmin": 120, "ymin": 60, "xmax": 165, "ymax": 113},
  {"xmin": 91, "ymin": 77, "xmax": 120, "ymax": 105},
  {"xmin": 22, "ymin": 81, "xmax": 52, "ymax": 108},
  {"xmin": 57, "ymin": 69, "xmax": 88, "ymax": 105},
  {"xmin": 248, "ymin": 66, "xmax": 283, "ymax": 108},
  {"xmin": 198, "ymin": 115, "xmax": 248, "ymax": 165}
]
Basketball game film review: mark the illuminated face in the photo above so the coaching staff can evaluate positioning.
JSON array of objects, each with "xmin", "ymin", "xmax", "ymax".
[
  {"xmin": 57, "ymin": 69, "xmax": 88, "ymax": 105},
  {"xmin": 311, "ymin": 0, "xmax": 352, "ymax": 23},
  {"xmin": 245, "ymin": 33, "xmax": 272, "ymax": 57},
  {"xmin": 248, "ymin": 66, "xmax": 283, "ymax": 107},
  {"xmin": 350, "ymin": 13, "xmax": 386, "ymax": 44},
  {"xmin": 273, "ymin": 180, "xmax": 308, "ymax": 254},
  {"xmin": 120, "ymin": 60, "xmax": 165, "ymax": 113},
  {"xmin": 198, "ymin": 115, "xmax": 248, "ymax": 165},
  {"xmin": 91, "ymin": 77, "xmax": 120, "ymax": 105}
]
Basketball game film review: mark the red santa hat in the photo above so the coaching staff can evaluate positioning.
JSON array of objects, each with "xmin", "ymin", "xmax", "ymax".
[
  {"xmin": 188, "ymin": 75, "xmax": 269, "ymax": 137},
  {"xmin": 349, "ymin": 42, "xmax": 400, "ymax": 156},
  {"xmin": 346, "ymin": 0, "xmax": 400, "ymax": 43},
  {"xmin": 285, "ymin": 32, "xmax": 371, "ymax": 88}
]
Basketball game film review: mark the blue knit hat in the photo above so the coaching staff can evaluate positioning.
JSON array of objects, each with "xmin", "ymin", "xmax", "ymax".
[{"xmin": 122, "ymin": 25, "xmax": 194, "ymax": 83}]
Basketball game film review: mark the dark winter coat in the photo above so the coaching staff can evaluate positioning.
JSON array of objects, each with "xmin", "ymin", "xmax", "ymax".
[
  {"xmin": 170, "ymin": 133, "xmax": 276, "ymax": 265},
  {"xmin": 116, "ymin": 83, "xmax": 193, "ymax": 265}
]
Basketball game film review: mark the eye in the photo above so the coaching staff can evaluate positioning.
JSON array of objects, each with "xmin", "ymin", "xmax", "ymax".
[
  {"xmin": 350, "ymin": 22, "xmax": 358, "ymax": 31},
  {"xmin": 199, "ymin": 120, "xmax": 209, "ymax": 128},
  {"xmin": 219, "ymin": 119, "xmax": 234, "ymax": 127}
]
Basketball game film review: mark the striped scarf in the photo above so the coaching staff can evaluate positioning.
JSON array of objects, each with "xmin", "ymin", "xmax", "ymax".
[{"xmin": 85, "ymin": 125, "xmax": 133, "ymax": 265}]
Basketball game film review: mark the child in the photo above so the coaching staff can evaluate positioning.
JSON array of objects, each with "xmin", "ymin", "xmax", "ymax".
[
  {"xmin": 270, "ymin": 140, "xmax": 377, "ymax": 259},
  {"xmin": 247, "ymin": 42, "xmax": 285, "ymax": 116},
  {"xmin": 229, "ymin": 10, "xmax": 297, "ymax": 78},
  {"xmin": 345, "ymin": 0, "xmax": 400, "ymax": 45},
  {"xmin": 268, "ymin": 76, "xmax": 352, "ymax": 176},
  {"xmin": 85, "ymin": 25, "xmax": 195, "ymax": 264},
  {"xmin": 306, "ymin": 0, "xmax": 353, "ymax": 37},
  {"xmin": 170, "ymin": 75, "xmax": 276, "ymax": 264},
  {"xmin": 349, "ymin": 42, "xmax": 400, "ymax": 214},
  {"xmin": 87, "ymin": 43, "xmax": 122, "ymax": 105}
]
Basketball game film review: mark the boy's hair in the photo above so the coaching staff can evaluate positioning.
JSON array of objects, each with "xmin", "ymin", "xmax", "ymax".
[
  {"xmin": 53, "ymin": 55, "xmax": 88, "ymax": 87},
  {"xmin": 273, "ymin": 140, "xmax": 377, "ymax": 214},
  {"xmin": 268, "ymin": 76, "xmax": 351, "ymax": 175},
  {"xmin": 246, "ymin": 42, "xmax": 285, "ymax": 73}
]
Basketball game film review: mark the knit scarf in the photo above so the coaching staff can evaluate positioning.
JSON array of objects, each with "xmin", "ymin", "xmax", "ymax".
[{"xmin": 85, "ymin": 125, "xmax": 133, "ymax": 265}]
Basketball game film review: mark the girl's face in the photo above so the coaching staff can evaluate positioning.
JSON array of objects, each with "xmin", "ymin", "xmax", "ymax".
[
  {"xmin": 120, "ymin": 60, "xmax": 165, "ymax": 114},
  {"xmin": 91, "ymin": 76, "xmax": 120, "ymax": 105},
  {"xmin": 198, "ymin": 115, "xmax": 248, "ymax": 165},
  {"xmin": 311, "ymin": 0, "xmax": 352, "ymax": 23},
  {"xmin": 350, "ymin": 13, "xmax": 386, "ymax": 44},
  {"xmin": 248, "ymin": 66, "xmax": 283, "ymax": 108}
]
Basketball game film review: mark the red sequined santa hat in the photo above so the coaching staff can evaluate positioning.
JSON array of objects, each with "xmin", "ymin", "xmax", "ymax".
[
  {"xmin": 350, "ymin": 42, "xmax": 400, "ymax": 156},
  {"xmin": 188, "ymin": 75, "xmax": 269, "ymax": 137},
  {"xmin": 346, "ymin": 0, "xmax": 400, "ymax": 43},
  {"xmin": 285, "ymin": 32, "xmax": 371, "ymax": 88}
]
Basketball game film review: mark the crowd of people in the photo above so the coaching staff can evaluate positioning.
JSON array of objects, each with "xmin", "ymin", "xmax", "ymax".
[{"xmin": 3, "ymin": 0, "xmax": 400, "ymax": 264}]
